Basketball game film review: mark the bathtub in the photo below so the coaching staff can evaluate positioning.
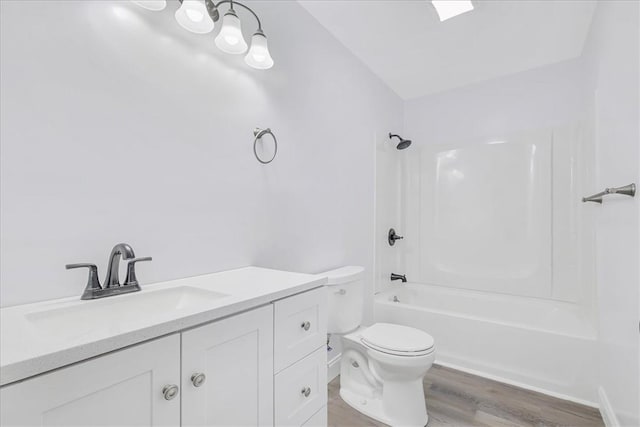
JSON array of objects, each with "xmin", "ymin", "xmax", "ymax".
[{"xmin": 374, "ymin": 284, "xmax": 598, "ymax": 405}]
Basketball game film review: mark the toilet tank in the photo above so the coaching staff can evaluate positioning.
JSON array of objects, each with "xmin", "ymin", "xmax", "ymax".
[{"xmin": 322, "ymin": 266, "xmax": 365, "ymax": 334}]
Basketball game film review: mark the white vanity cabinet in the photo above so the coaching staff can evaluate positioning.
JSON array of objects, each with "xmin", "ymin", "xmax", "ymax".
[
  {"xmin": 181, "ymin": 304, "xmax": 274, "ymax": 426},
  {"xmin": 0, "ymin": 286, "xmax": 327, "ymax": 427},
  {"xmin": 0, "ymin": 334, "xmax": 181, "ymax": 427}
]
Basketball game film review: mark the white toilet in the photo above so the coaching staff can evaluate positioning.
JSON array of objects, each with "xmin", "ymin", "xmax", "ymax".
[{"xmin": 323, "ymin": 266, "xmax": 436, "ymax": 427}]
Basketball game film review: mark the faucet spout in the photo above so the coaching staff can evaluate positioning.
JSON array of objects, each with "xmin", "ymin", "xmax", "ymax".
[
  {"xmin": 390, "ymin": 273, "xmax": 407, "ymax": 283},
  {"xmin": 104, "ymin": 243, "xmax": 136, "ymax": 289}
]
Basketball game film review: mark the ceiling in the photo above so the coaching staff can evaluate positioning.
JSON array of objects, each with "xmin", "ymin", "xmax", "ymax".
[{"xmin": 298, "ymin": 0, "xmax": 597, "ymax": 99}]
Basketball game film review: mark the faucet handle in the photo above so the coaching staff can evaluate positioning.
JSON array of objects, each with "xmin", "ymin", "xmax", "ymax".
[
  {"xmin": 66, "ymin": 263, "xmax": 102, "ymax": 299},
  {"xmin": 124, "ymin": 257, "xmax": 152, "ymax": 287}
]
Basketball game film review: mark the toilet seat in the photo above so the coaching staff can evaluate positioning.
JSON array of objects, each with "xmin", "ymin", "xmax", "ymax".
[{"xmin": 361, "ymin": 323, "xmax": 435, "ymax": 357}]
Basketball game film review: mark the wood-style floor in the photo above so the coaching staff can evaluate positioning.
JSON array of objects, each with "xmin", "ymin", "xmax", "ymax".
[{"xmin": 328, "ymin": 364, "xmax": 604, "ymax": 427}]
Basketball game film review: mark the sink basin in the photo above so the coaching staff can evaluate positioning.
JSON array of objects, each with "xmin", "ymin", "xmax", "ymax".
[{"xmin": 25, "ymin": 286, "xmax": 229, "ymax": 342}]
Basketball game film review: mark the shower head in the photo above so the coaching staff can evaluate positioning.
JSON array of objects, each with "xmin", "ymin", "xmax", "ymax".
[
  {"xmin": 388, "ymin": 133, "xmax": 412, "ymax": 150},
  {"xmin": 396, "ymin": 139, "xmax": 412, "ymax": 150}
]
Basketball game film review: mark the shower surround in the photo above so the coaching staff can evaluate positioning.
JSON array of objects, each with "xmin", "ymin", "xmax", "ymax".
[{"xmin": 374, "ymin": 58, "xmax": 599, "ymax": 404}]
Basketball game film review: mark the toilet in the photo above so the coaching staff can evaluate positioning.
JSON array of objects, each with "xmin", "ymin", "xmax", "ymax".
[{"xmin": 323, "ymin": 266, "xmax": 435, "ymax": 427}]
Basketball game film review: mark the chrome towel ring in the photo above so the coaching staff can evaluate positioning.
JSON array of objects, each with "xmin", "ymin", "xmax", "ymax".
[{"xmin": 253, "ymin": 128, "xmax": 277, "ymax": 164}]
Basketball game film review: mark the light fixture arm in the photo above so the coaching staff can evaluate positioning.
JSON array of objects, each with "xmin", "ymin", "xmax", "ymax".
[{"xmin": 211, "ymin": 0, "xmax": 263, "ymax": 31}]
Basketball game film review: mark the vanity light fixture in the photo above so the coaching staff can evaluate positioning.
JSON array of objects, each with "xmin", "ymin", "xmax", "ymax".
[
  {"xmin": 215, "ymin": 7, "xmax": 248, "ymax": 54},
  {"xmin": 245, "ymin": 29, "xmax": 274, "ymax": 69},
  {"xmin": 175, "ymin": 0, "xmax": 215, "ymax": 34},
  {"xmin": 132, "ymin": 0, "xmax": 274, "ymax": 69},
  {"xmin": 431, "ymin": 0, "xmax": 474, "ymax": 21}
]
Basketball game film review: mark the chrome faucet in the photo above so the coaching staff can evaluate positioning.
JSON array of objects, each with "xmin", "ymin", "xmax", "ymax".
[
  {"xmin": 103, "ymin": 243, "xmax": 136, "ymax": 289},
  {"xmin": 66, "ymin": 243, "xmax": 152, "ymax": 300},
  {"xmin": 390, "ymin": 273, "xmax": 407, "ymax": 283}
]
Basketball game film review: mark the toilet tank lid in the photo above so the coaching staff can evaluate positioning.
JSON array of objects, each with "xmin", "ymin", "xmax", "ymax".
[{"xmin": 321, "ymin": 266, "xmax": 365, "ymax": 285}]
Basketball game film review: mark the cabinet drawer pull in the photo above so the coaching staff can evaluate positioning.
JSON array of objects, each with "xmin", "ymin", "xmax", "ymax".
[
  {"xmin": 191, "ymin": 373, "xmax": 206, "ymax": 387},
  {"xmin": 301, "ymin": 386, "xmax": 311, "ymax": 397},
  {"xmin": 301, "ymin": 321, "xmax": 311, "ymax": 331},
  {"xmin": 162, "ymin": 384, "xmax": 179, "ymax": 400}
]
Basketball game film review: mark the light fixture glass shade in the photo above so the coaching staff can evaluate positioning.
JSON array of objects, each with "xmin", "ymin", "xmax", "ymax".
[
  {"xmin": 131, "ymin": 0, "xmax": 167, "ymax": 11},
  {"xmin": 245, "ymin": 32, "xmax": 273, "ymax": 69},
  {"xmin": 175, "ymin": 0, "xmax": 215, "ymax": 34},
  {"xmin": 215, "ymin": 10, "xmax": 248, "ymax": 54},
  {"xmin": 432, "ymin": 0, "xmax": 474, "ymax": 21}
]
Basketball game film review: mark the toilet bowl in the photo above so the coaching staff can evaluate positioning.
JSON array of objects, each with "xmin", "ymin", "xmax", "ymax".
[
  {"xmin": 323, "ymin": 266, "xmax": 436, "ymax": 427},
  {"xmin": 339, "ymin": 324, "xmax": 435, "ymax": 426}
]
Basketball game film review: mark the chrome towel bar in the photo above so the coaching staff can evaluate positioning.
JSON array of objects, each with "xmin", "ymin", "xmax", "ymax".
[{"xmin": 582, "ymin": 183, "xmax": 636, "ymax": 204}]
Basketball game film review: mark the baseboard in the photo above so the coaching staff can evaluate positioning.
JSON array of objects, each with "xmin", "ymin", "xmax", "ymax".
[
  {"xmin": 598, "ymin": 386, "xmax": 620, "ymax": 427},
  {"xmin": 435, "ymin": 360, "xmax": 599, "ymax": 408},
  {"xmin": 327, "ymin": 353, "xmax": 341, "ymax": 383}
]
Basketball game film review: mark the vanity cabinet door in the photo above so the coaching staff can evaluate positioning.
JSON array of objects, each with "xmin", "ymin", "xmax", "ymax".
[
  {"xmin": 0, "ymin": 334, "xmax": 181, "ymax": 427},
  {"xmin": 181, "ymin": 305, "xmax": 274, "ymax": 427}
]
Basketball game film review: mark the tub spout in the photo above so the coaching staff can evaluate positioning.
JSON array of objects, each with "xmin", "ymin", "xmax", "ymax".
[{"xmin": 390, "ymin": 273, "xmax": 407, "ymax": 283}]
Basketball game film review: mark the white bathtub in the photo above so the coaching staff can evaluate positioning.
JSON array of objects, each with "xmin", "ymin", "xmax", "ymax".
[{"xmin": 374, "ymin": 284, "xmax": 598, "ymax": 405}]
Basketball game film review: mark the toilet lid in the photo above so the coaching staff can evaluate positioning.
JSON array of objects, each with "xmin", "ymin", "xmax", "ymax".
[{"xmin": 361, "ymin": 323, "xmax": 434, "ymax": 355}]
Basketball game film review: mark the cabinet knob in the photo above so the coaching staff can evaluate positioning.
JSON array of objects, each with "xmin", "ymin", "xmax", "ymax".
[
  {"xmin": 191, "ymin": 373, "xmax": 206, "ymax": 387},
  {"xmin": 162, "ymin": 384, "xmax": 179, "ymax": 401},
  {"xmin": 301, "ymin": 321, "xmax": 311, "ymax": 331},
  {"xmin": 301, "ymin": 386, "xmax": 311, "ymax": 398}
]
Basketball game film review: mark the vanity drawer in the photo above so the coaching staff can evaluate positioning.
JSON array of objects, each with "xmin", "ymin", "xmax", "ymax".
[
  {"xmin": 275, "ymin": 347, "xmax": 327, "ymax": 427},
  {"xmin": 274, "ymin": 286, "xmax": 327, "ymax": 372}
]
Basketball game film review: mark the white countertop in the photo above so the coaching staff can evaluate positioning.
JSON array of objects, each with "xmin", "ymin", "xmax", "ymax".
[{"xmin": 0, "ymin": 267, "xmax": 326, "ymax": 386}]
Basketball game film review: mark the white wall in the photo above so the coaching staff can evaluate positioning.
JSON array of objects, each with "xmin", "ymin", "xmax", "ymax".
[
  {"xmin": 0, "ymin": 0, "xmax": 403, "ymax": 309},
  {"xmin": 582, "ymin": 1, "xmax": 640, "ymax": 425},
  {"xmin": 404, "ymin": 58, "xmax": 589, "ymax": 147}
]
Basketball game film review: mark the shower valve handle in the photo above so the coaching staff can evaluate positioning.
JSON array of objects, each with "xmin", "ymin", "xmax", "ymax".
[{"xmin": 388, "ymin": 228, "xmax": 404, "ymax": 246}]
